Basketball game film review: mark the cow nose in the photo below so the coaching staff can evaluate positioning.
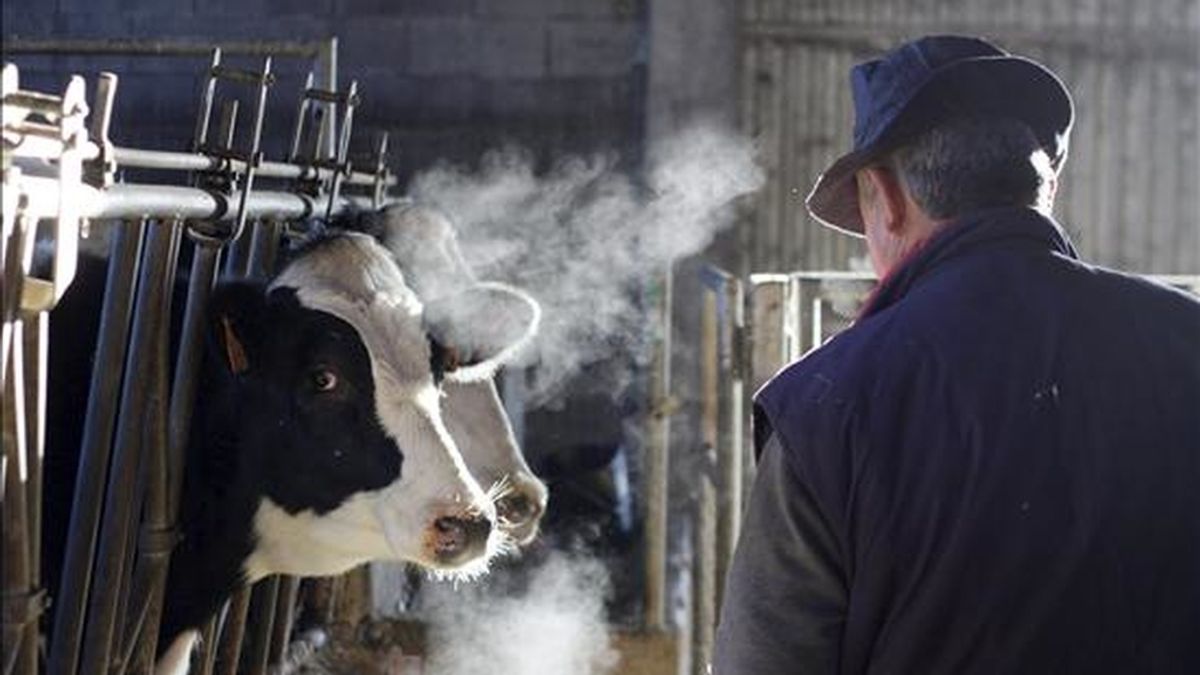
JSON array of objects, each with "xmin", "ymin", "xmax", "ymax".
[
  {"xmin": 432, "ymin": 515, "xmax": 492, "ymax": 565},
  {"xmin": 497, "ymin": 493, "xmax": 539, "ymax": 524},
  {"xmin": 495, "ymin": 479, "xmax": 547, "ymax": 545}
]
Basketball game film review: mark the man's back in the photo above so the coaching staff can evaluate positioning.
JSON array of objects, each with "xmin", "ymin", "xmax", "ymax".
[{"xmin": 739, "ymin": 208, "xmax": 1200, "ymax": 673}]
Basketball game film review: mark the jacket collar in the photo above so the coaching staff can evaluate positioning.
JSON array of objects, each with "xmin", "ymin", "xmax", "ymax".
[{"xmin": 860, "ymin": 206, "xmax": 1079, "ymax": 318}]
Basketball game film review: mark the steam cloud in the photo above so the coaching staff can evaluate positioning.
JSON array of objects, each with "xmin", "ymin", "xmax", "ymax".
[
  {"xmin": 419, "ymin": 553, "xmax": 619, "ymax": 675},
  {"xmin": 409, "ymin": 125, "xmax": 764, "ymax": 405}
]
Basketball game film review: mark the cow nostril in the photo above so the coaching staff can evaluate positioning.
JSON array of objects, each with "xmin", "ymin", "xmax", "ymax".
[
  {"xmin": 497, "ymin": 494, "xmax": 539, "ymax": 525},
  {"xmin": 432, "ymin": 515, "xmax": 492, "ymax": 562}
]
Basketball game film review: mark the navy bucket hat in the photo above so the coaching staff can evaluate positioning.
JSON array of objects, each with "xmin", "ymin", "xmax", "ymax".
[{"xmin": 806, "ymin": 35, "xmax": 1075, "ymax": 237}]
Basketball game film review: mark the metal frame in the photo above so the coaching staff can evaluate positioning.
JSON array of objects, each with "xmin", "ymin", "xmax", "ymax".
[{"xmin": 2, "ymin": 38, "xmax": 399, "ymax": 673}]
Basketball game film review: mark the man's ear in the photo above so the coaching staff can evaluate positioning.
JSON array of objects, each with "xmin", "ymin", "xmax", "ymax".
[
  {"xmin": 424, "ymin": 282, "xmax": 541, "ymax": 383},
  {"xmin": 207, "ymin": 280, "xmax": 269, "ymax": 376},
  {"xmin": 857, "ymin": 166, "xmax": 907, "ymax": 234}
]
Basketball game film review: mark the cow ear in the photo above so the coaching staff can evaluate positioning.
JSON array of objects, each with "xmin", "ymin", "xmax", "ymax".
[
  {"xmin": 424, "ymin": 282, "xmax": 540, "ymax": 382},
  {"xmin": 207, "ymin": 281, "xmax": 269, "ymax": 376}
]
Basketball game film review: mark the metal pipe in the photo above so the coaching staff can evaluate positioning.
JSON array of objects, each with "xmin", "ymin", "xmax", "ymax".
[
  {"xmin": 246, "ymin": 220, "xmax": 281, "ymax": 281},
  {"xmin": 79, "ymin": 219, "xmax": 181, "ymax": 675},
  {"xmin": 48, "ymin": 220, "xmax": 145, "ymax": 675},
  {"xmin": 19, "ymin": 309, "xmax": 48, "ymax": 675},
  {"xmin": 127, "ymin": 218, "xmax": 188, "ymax": 672},
  {"xmin": 316, "ymin": 38, "xmax": 338, "ymax": 161},
  {"xmin": 714, "ymin": 277, "xmax": 744, "ymax": 616},
  {"xmin": 166, "ymin": 240, "xmax": 221, "ymax": 524},
  {"xmin": 691, "ymin": 468, "xmax": 718, "ymax": 675},
  {"xmin": 3, "ymin": 312, "xmax": 34, "ymax": 675},
  {"xmin": 193, "ymin": 49, "xmax": 222, "ymax": 152},
  {"xmin": 215, "ymin": 587, "xmax": 253, "ymax": 675},
  {"xmin": 642, "ymin": 264, "xmax": 673, "ymax": 631},
  {"xmin": 197, "ymin": 615, "xmax": 219, "ymax": 675},
  {"xmin": 244, "ymin": 578, "xmax": 281, "ymax": 675},
  {"xmin": 111, "ymin": 146, "xmax": 395, "ymax": 187},
  {"xmin": 268, "ymin": 576, "xmax": 301, "ymax": 666}
]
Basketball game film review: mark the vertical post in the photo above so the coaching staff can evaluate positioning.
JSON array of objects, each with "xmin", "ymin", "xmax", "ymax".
[
  {"xmin": 79, "ymin": 219, "xmax": 182, "ymax": 675},
  {"xmin": 714, "ymin": 277, "xmax": 744, "ymax": 615},
  {"xmin": 642, "ymin": 263, "xmax": 673, "ymax": 632},
  {"xmin": 49, "ymin": 220, "xmax": 146, "ymax": 675},
  {"xmin": 215, "ymin": 587, "xmax": 253, "ymax": 675},
  {"xmin": 20, "ymin": 305, "xmax": 49, "ymax": 675},
  {"xmin": 315, "ymin": 37, "xmax": 338, "ymax": 162},
  {"xmin": 246, "ymin": 220, "xmax": 281, "ymax": 282},
  {"xmin": 2, "ymin": 219, "xmax": 34, "ymax": 675},
  {"xmin": 268, "ymin": 577, "xmax": 301, "ymax": 666},
  {"xmin": 691, "ymin": 287, "xmax": 721, "ymax": 675},
  {"xmin": 244, "ymin": 577, "xmax": 281, "ymax": 675}
]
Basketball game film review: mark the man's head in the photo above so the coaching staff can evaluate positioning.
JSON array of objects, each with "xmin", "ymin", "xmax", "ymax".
[
  {"xmin": 854, "ymin": 114, "xmax": 1059, "ymax": 276},
  {"xmin": 805, "ymin": 35, "xmax": 1074, "ymax": 274}
]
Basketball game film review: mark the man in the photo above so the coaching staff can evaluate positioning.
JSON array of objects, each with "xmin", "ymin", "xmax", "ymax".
[{"xmin": 713, "ymin": 36, "xmax": 1200, "ymax": 674}]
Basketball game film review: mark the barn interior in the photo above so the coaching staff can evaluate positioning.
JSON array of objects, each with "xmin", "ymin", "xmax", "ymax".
[{"xmin": 3, "ymin": 1, "xmax": 1198, "ymax": 674}]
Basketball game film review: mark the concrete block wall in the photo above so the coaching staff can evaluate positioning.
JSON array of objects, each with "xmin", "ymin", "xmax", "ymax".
[{"xmin": 2, "ymin": 0, "xmax": 647, "ymax": 181}]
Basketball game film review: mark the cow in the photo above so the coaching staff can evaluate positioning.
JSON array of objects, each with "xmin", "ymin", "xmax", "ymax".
[
  {"xmin": 350, "ymin": 203, "xmax": 550, "ymax": 546},
  {"xmin": 44, "ymin": 228, "xmax": 535, "ymax": 675}
]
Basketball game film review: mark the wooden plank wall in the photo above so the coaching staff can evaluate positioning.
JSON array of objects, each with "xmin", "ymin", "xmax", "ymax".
[{"xmin": 738, "ymin": 0, "xmax": 1199, "ymax": 275}]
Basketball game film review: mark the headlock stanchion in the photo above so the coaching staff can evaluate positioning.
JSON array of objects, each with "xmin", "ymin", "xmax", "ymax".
[
  {"xmin": 1, "ymin": 38, "xmax": 398, "ymax": 673},
  {"xmin": 3, "ymin": 63, "xmax": 89, "ymax": 675}
]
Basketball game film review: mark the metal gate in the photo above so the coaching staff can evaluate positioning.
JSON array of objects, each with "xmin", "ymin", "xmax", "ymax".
[
  {"xmin": 689, "ymin": 265, "xmax": 1200, "ymax": 673},
  {"xmin": 2, "ymin": 42, "xmax": 397, "ymax": 674}
]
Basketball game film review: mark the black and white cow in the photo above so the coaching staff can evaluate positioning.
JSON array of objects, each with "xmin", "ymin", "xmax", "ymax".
[
  {"xmin": 368, "ymin": 203, "xmax": 549, "ymax": 545},
  {"xmin": 45, "ymin": 229, "xmax": 535, "ymax": 674}
]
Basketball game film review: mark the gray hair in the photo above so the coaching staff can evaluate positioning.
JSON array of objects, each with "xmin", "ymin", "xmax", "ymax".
[{"xmin": 887, "ymin": 115, "xmax": 1057, "ymax": 220}]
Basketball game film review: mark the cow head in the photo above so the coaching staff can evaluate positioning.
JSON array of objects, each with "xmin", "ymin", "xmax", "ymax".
[
  {"xmin": 205, "ymin": 232, "xmax": 501, "ymax": 580},
  {"xmin": 373, "ymin": 204, "xmax": 550, "ymax": 546}
]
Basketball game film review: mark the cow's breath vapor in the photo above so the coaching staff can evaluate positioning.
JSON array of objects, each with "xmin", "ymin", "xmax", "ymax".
[
  {"xmin": 410, "ymin": 125, "xmax": 764, "ymax": 406},
  {"xmin": 420, "ymin": 553, "xmax": 619, "ymax": 675}
]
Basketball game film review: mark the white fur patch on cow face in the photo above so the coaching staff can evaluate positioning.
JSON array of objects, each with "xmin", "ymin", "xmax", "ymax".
[
  {"xmin": 442, "ymin": 378, "xmax": 548, "ymax": 545},
  {"xmin": 264, "ymin": 233, "xmax": 498, "ymax": 574},
  {"xmin": 244, "ymin": 493, "xmax": 392, "ymax": 581}
]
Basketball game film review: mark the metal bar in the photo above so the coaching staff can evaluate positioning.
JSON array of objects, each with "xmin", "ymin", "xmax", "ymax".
[
  {"xmin": 288, "ymin": 73, "xmax": 315, "ymax": 163},
  {"xmin": 48, "ymin": 220, "xmax": 145, "ymax": 675},
  {"xmin": 268, "ymin": 577, "xmax": 301, "ymax": 666},
  {"xmin": 3, "ymin": 308, "xmax": 33, "ymax": 675},
  {"xmin": 167, "ymin": 240, "xmax": 221, "ymax": 524},
  {"xmin": 215, "ymin": 587, "xmax": 252, "ymax": 675},
  {"xmin": 193, "ymin": 49, "xmax": 222, "ymax": 152},
  {"xmin": 19, "ymin": 309, "xmax": 48, "ymax": 675},
  {"xmin": 244, "ymin": 578, "xmax": 281, "ymax": 675},
  {"xmin": 315, "ymin": 38, "xmax": 338, "ymax": 161},
  {"xmin": 79, "ymin": 219, "xmax": 181, "ymax": 675},
  {"xmin": 3, "ymin": 38, "xmax": 322, "ymax": 58},
  {"xmin": 197, "ymin": 615, "xmax": 219, "ymax": 675},
  {"xmin": 246, "ymin": 220, "xmax": 281, "ymax": 281},
  {"xmin": 223, "ymin": 222, "xmax": 254, "ymax": 278},
  {"xmin": 127, "ymin": 217, "xmax": 189, "ymax": 672},
  {"xmin": 641, "ymin": 264, "xmax": 673, "ymax": 631},
  {"xmin": 714, "ymin": 278, "xmax": 744, "ymax": 616},
  {"xmin": 690, "ymin": 470, "xmax": 718, "ymax": 675},
  {"xmin": 111, "ymin": 147, "xmax": 396, "ymax": 187}
]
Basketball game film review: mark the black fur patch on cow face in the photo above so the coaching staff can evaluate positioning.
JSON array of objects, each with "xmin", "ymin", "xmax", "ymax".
[{"xmin": 232, "ymin": 286, "xmax": 403, "ymax": 515}]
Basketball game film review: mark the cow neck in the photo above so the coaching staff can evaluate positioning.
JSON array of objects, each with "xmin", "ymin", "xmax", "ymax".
[{"xmin": 158, "ymin": 366, "xmax": 259, "ymax": 652}]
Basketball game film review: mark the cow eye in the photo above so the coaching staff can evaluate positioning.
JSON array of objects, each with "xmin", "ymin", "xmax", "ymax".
[{"xmin": 311, "ymin": 369, "xmax": 338, "ymax": 392}]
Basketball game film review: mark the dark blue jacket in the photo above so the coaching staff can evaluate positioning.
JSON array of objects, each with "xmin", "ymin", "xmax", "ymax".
[{"xmin": 713, "ymin": 207, "xmax": 1200, "ymax": 674}]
